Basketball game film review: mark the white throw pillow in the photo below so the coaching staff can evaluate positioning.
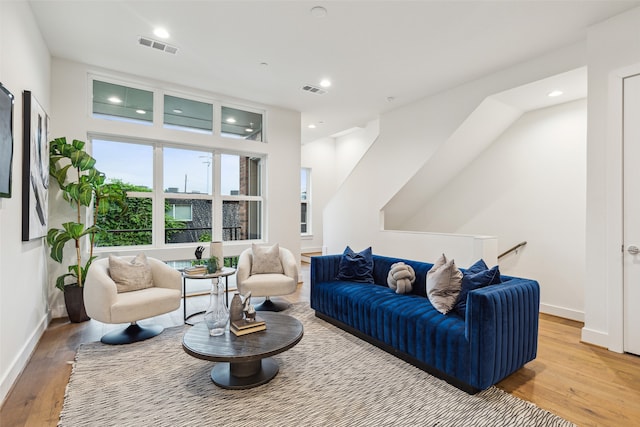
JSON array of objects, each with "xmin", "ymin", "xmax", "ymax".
[
  {"xmin": 426, "ymin": 253, "xmax": 463, "ymax": 314},
  {"xmin": 251, "ymin": 243, "xmax": 284, "ymax": 274},
  {"xmin": 109, "ymin": 253, "xmax": 154, "ymax": 293}
]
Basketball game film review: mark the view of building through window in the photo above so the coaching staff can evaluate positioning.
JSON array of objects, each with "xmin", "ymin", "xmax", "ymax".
[{"xmin": 92, "ymin": 138, "xmax": 263, "ymax": 247}]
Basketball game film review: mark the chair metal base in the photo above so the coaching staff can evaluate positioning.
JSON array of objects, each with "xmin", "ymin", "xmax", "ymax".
[
  {"xmin": 253, "ymin": 298, "xmax": 290, "ymax": 312},
  {"xmin": 100, "ymin": 323, "xmax": 164, "ymax": 345}
]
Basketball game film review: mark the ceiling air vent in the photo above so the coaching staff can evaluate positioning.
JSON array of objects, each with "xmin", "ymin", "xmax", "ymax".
[
  {"xmin": 302, "ymin": 85, "xmax": 327, "ymax": 95},
  {"xmin": 138, "ymin": 36, "xmax": 178, "ymax": 55}
]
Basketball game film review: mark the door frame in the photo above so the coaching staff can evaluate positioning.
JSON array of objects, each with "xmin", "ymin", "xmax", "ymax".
[
  {"xmin": 599, "ymin": 63, "xmax": 640, "ymax": 353},
  {"xmin": 622, "ymin": 72, "xmax": 640, "ymax": 354}
]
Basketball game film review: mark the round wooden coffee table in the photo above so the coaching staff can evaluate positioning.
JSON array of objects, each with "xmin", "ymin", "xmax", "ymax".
[{"xmin": 182, "ymin": 312, "xmax": 303, "ymax": 389}]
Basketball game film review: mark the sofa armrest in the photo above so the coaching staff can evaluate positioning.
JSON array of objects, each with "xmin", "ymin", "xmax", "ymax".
[
  {"xmin": 311, "ymin": 255, "xmax": 342, "ymax": 284},
  {"xmin": 466, "ymin": 278, "xmax": 540, "ymax": 389}
]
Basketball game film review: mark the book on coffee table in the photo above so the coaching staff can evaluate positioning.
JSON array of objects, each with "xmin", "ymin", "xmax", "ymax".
[
  {"xmin": 230, "ymin": 315, "xmax": 267, "ymax": 336},
  {"xmin": 230, "ymin": 323, "xmax": 267, "ymax": 336},
  {"xmin": 231, "ymin": 316, "xmax": 266, "ymax": 330}
]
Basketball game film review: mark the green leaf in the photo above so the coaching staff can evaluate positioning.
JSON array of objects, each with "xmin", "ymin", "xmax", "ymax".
[
  {"xmin": 62, "ymin": 222, "xmax": 86, "ymax": 239},
  {"xmin": 55, "ymin": 273, "xmax": 75, "ymax": 291}
]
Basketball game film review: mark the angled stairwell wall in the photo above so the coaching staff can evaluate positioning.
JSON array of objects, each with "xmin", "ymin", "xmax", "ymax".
[{"xmin": 323, "ymin": 43, "xmax": 586, "ymax": 281}]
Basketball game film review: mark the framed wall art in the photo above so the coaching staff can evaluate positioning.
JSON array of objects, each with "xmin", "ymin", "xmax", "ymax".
[
  {"xmin": 22, "ymin": 90, "xmax": 49, "ymax": 241},
  {"xmin": 0, "ymin": 83, "xmax": 14, "ymax": 198}
]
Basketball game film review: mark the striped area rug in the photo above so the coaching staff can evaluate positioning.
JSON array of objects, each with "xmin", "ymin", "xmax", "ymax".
[{"xmin": 59, "ymin": 303, "xmax": 574, "ymax": 427}]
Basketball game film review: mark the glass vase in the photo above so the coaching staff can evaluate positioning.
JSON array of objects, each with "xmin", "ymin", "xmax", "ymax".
[{"xmin": 204, "ymin": 279, "xmax": 229, "ymax": 336}]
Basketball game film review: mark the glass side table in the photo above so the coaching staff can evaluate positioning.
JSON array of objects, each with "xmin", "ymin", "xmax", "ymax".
[{"xmin": 181, "ymin": 267, "xmax": 236, "ymax": 326}]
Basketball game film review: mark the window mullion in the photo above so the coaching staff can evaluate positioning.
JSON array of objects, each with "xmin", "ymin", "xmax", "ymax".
[
  {"xmin": 213, "ymin": 152, "xmax": 223, "ymax": 241},
  {"xmin": 154, "ymin": 145, "xmax": 164, "ymax": 247}
]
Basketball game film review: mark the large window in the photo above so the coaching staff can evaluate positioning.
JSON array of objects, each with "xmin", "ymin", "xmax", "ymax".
[
  {"xmin": 91, "ymin": 138, "xmax": 264, "ymax": 247},
  {"xmin": 301, "ymin": 168, "xmax": 310, "ymax": 234}
]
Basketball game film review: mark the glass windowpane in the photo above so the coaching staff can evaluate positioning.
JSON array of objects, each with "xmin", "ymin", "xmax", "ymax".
[
  {"xmin": 221, "ymin": 106, "xmax": 263, "ymax": 141},
  {"xmin": 165, "ymin": 198, "xmax": 212, "ymax": 244},
  {"xmin": 223, "ymin": 200, "xmax": 261, "ymax": 241},
  {"xmin": 164, "ymin": 95, "xmax": 213, "ymax": 133},
  {"xmin": 92, "ymin": 140, "xmax": 153, "ymax": 189},
  {"xmin": 164, "ymin": 147, "xmax": 212, "ymax": 195},
  {"xmin": 221, "ymin": 154, "xmax": 261, "ymax": 196},
  {"xmin": 96, "ymin": 195, "xmax": 152, "ymax": 247},
  {"xmin": 92, "ymin": 80, "xmax": 153, "ymax": 123}
]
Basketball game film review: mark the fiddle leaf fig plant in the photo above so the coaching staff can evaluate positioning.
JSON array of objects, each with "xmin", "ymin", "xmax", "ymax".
[{"xmin": 47, "ymin": 137, "xmax": 127, "ymax": 291}]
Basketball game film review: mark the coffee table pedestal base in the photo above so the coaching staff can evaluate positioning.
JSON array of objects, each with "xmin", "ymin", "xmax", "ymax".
[{"xmin": 210, "ymin": 358, "xmax": 279, "ymax": 389}]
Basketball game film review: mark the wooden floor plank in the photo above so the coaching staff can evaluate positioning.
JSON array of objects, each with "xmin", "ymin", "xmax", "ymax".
[{"xmin": 1, "ymin": 263, "xmax": 639, "ymax": 427}]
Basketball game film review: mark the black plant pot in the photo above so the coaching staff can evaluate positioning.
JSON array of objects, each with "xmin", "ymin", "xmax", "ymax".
[{"xmin": 64, "ymin": 284, "xmax": 90, "ymax": 323}]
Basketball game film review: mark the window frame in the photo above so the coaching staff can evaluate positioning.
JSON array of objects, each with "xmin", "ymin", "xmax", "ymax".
[
  {"xmin": 301, "ymin": 167, "xmax": 311, "ymax": 236},
  {"xmin": 88, "ymin": 135, "xmax": 266, "ymax": 251},
  {"xmin": 88, "ymin": 74, "xmax": 268, "ymax": 143}
]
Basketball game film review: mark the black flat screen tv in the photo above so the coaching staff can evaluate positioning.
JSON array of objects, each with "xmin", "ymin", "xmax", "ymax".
[{"xmin": 0, "ymin": 82, "xmax": 15, "ymax": 198}]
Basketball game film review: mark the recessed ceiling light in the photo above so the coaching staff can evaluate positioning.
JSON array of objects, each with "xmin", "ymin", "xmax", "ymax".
[
  {"xmin": 308, "ymin": 124, "xmax": 317, "ymax": 129},
  {"xmin": 108, "ymin": 96, "xmax": 122, "ymax": 104},
  {"xmin": 320, "ymin": 79, "xmax": 331, "ymax": 88},
  {"xmin": 153, "ymin": 27, "xmax": 170, "ymax": 39},
  {"xmin": 173, "ymin": 109, "xmax": 183, "ymax": 114},
  {"xmin": 136, "ymin": 109, "xmax": 146, "ymax": 114},
  {"xmin": 548, "ymin": 90, "xmax": 563, "ymax": 97},
  {"xmin": 245, "ymin": 128, "xmax": 253, "ymax": 132},
  {"xmin": 310, "ymin": 6, "xmax": 328, "ymax": 18},
  {"xmin": 226, "ymin": 117, "xmax": 236, "ymax": 123}
]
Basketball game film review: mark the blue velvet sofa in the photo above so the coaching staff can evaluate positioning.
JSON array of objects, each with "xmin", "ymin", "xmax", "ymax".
[{"xmin": 310, "ymin": 254, "xmax": 540, "ymax": 393}]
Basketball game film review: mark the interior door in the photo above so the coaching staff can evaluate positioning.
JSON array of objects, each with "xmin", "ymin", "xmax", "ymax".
[{"xmin": 623, "ymin": 73, "xmax": 640, "ymax": 356}]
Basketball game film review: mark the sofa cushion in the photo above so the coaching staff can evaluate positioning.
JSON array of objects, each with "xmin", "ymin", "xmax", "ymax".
[
  {"xmin": 336, "ymin": 246, "xmax": 374, "ymax": 283},
  {"xmin": 109, "ymin": 253, "xmax": 153, "ymax": 293},
  {"xmin": 453, "ymin": 259, "xmax": 501, "ymax": 317},
  {"xmin": 251, "ymin": 243, "xmax": 284, "ymax": 274},
  {"xmin": 426, "ymin": 254, "xmax": 463, "ymax": 314}
]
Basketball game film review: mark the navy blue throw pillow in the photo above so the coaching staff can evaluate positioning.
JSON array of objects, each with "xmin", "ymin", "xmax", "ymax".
[
  {"xmin": 336, "ymin": 246, "xmax": 374, "ymax": 283},
  {"xmin": 453, "ymin": 260, "xmax": 501, "ymax": 317}
]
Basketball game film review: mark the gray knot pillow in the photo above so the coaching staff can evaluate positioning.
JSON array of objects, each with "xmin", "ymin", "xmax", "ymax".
[{"xmin": 387, "ymin": 262, "xmax": 415, "ymax": 294}]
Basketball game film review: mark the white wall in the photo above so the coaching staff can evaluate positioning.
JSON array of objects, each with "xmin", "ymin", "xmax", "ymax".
[
  {"xmin": 403, "ymin": 99, "xmax": 587, "ymax": 320},
  {"xmin": 301, "ymin": 137, "xmax": 336, "ymax": 253},
  {"xmin": 48, "ymin": 58, "xmax": 302, "ymax": 316},
  {"xmin": 301, "ymin": 120, "xmax": 378, "ymax": 253},
  {"xmin": 335, "ymin": 120, "xmax": 379, "ymax": 186},
  {"xmin": 584, "ymin": 7, "xmax": 640, "ymax": 350},
  {"xmin": 0, "ymin": 1, "xmax": 52, "ymax": 404},
  {"xmin": 323, "ymin": 42, "xmax": 586, "ymax": 268}
]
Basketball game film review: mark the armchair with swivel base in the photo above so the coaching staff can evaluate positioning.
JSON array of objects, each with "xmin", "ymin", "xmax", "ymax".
[
  {"xmin": 84, "ymin": 254, "xmax": 181, "ymax": 345},
  {"xmin": 237, "ymin": 243, "xmax": 298, "ymax": 312}
]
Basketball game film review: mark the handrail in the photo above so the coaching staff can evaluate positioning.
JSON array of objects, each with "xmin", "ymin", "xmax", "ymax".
[{"xmin": 498, "ymin": 241, "xmax": 527, "ymax": 260}]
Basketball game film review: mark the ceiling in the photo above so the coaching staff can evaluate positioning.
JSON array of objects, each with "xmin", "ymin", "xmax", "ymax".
[{"xmin": 28, "ymin": 1, "xmax": 640, "ymax": 144}]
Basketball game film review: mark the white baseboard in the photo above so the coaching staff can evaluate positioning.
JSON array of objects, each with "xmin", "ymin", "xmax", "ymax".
[
  {"xmin": 581, "ymin": 326, "xmax": 612, "ymax": 350},
  {"xmin": 301, "ymin": 246, "xmax": 323, "ymax": 254},
  {"xmin": 0, "ymin": 311, "xmax": 51, "ymax": 404},
  {"xmin": 540, "ymin": 303, "xmax": 584, "ymax": 322}
]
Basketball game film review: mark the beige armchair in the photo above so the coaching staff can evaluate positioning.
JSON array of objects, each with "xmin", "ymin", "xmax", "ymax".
[
  {"xmin": 237, "ymin": 244, "xmax": 298, "ymax": 311},
  {"xmin": 84, "ymin": 255, "xmax": 181, "ymax": 344}
]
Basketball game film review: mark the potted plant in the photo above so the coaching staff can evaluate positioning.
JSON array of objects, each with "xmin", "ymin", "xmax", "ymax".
[{"xmin": 46, "ymin": 137, "xmax": 127, "ymax": 322}]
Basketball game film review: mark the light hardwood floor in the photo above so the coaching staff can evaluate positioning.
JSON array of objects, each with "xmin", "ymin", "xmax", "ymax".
[{"xmin": 1, "ymin": 262, "xmax": 639, "ymax": 427}]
